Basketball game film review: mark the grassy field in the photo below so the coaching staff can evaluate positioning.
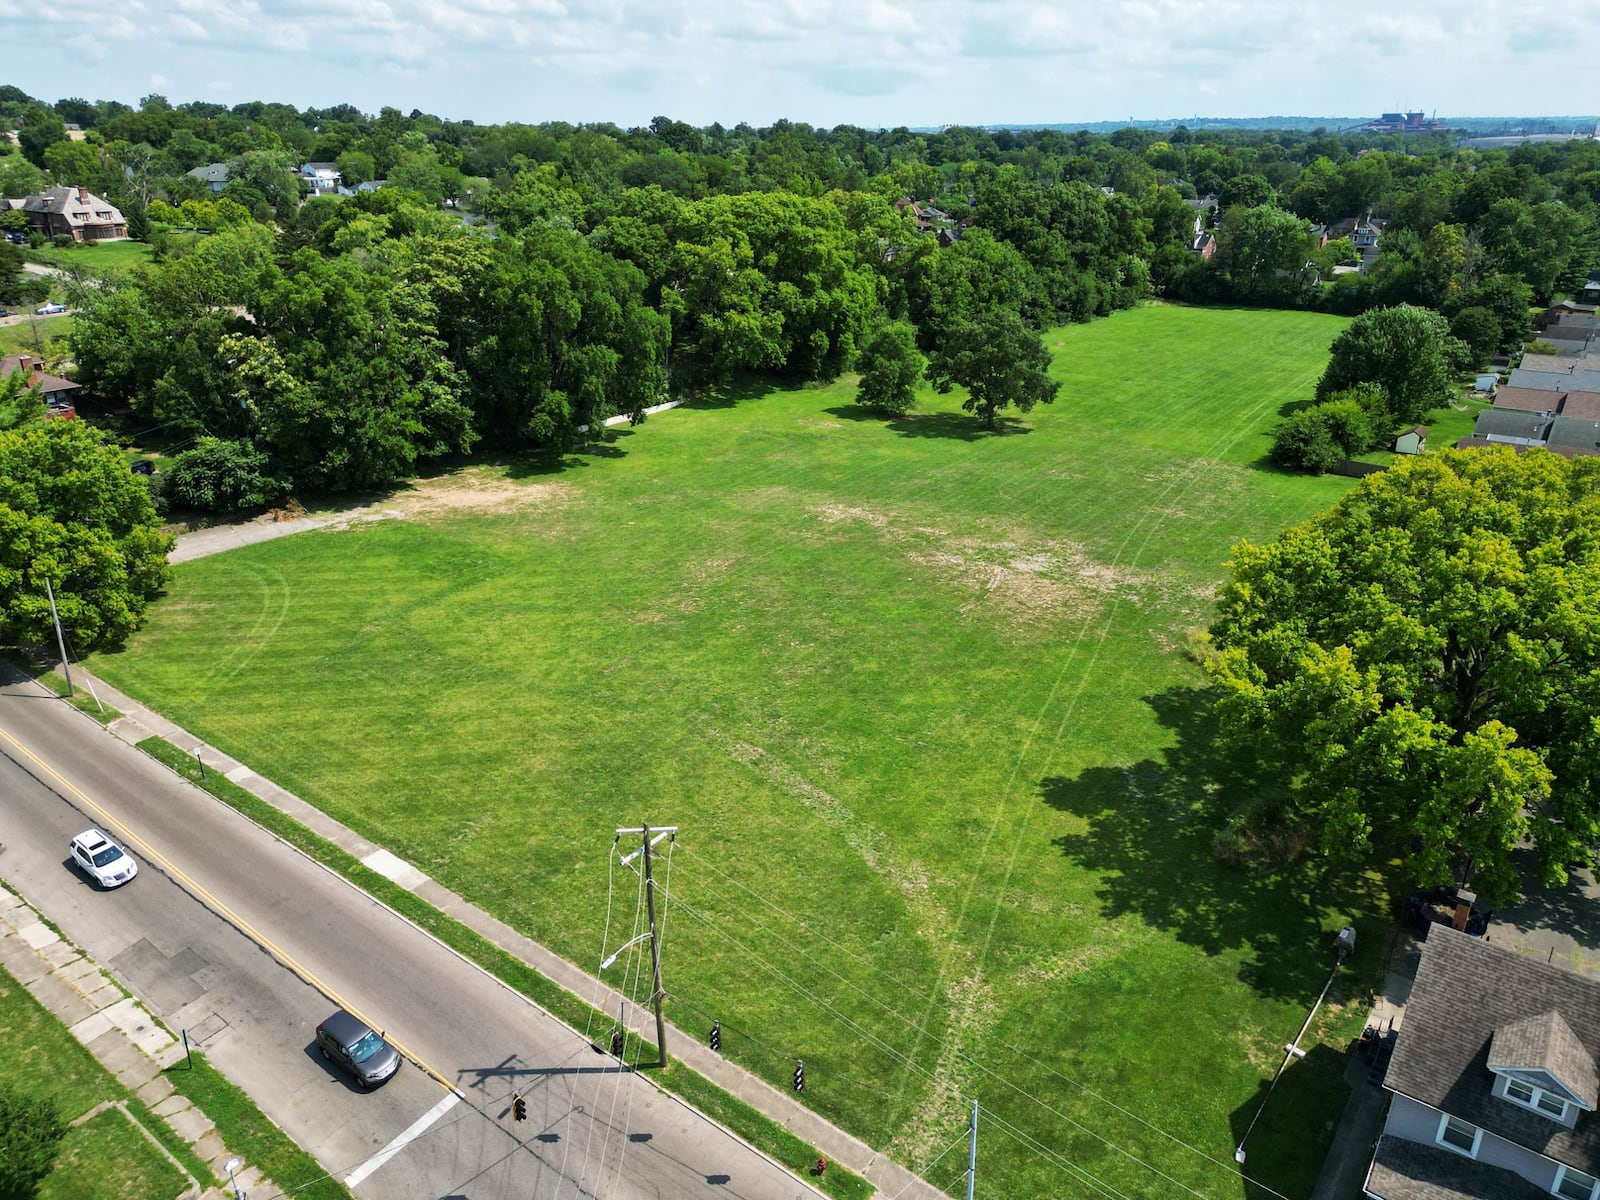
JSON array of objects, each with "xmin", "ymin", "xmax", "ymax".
[
  {"xmin": 91, "ymin": 304, "xmax": 1390, "ymax": 1199},
  {"xmin": 28, "ymin": 238, "xmax": 155, "ymax": 276},
  {"xmin": 0, "ymin": 313, "xmax": 72, "ymax": 359},
  {"xmin": 0, "ymin": 965, "xmax": 190, "ymax": 1200}
]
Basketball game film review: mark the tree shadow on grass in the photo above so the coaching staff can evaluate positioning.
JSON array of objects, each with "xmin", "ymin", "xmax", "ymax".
[
  {"xmin": 1042, "ymin": 686, "xmax": 1391, "ymax": 1002},
  {"xmin": 500, "ymin": 429, "xmax": 638, "ymax": 478},
  {"xmin": 821, "ymin": 404, "xmax": 1031, "ymax": 441},
  {"xmin": 677, "ymin": 377, "xmax": 781, "ymax": 409}
]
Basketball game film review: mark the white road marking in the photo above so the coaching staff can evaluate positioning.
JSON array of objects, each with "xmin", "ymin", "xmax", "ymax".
[{"xmin": 344, "ymin": 1091, "xmax": 462, "ymax": 1188}]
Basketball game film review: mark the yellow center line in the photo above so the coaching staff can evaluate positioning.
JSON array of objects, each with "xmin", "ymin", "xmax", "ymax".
[{"xmin": 0, "ymin": 723, "xmax": 462, "ymax": 1098}]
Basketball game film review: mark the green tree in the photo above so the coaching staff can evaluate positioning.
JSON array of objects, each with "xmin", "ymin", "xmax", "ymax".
[
  {"xmin": 1449, "ymin": 274, "xmax": 1533, "ymax": 353},
  {"xmin": 163, "ymin": 437, "xmax": 287, "ymax": 513},
  {"xmin": 1315, "ymin": 304, "xmax": 1452, "ymax": 428},
  {"xmin": 17, "ymin": 104, "xmax": 66, "ymax": 168},
  {"xmin": 0, "ymin": 362, "xmax": 45, "ymax": 430},
  {"xmin": 1207, "ymin": 450, "xmax": 1600, "ymax": 904},
  {"xmin": 855, "ymin": 320, "xmax": 924, "ymax": 415},
  {"xmin": 0, "ymin": 420, "xmax": 173, "ymax": 650},
  {"xmin": 1216, "ymin": 204, "xmax": 1311, "ymax": 301},
  {"xmin": 0, "ymin": 1084, "xmax": 67, "ymax": 1199},
  {"xmin": 1449, "ymin": 307, "xmax": 1500, "ymax": 367},
  {"xmin": 925, "ymin": 310, "xmax": 1060, "ymax": 430}
]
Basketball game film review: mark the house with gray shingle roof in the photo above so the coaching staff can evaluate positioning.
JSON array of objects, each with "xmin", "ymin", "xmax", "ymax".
[
  {"xmin": 1365, "ymin": 926, "xmax": 1600, "ymax": 1200},
  {"xmin": 1471, "ymin": 409, "xmax": 1554, "ymax": 446},
  {"xmin": 1548, "ymin": 416, "xmax": 1600, "ymax": 456},
  {"xmin": 187, "ymin": 162, "xmax": 231, "ymax": 194},
  {"xmin": 1509, "ymin": 368, "xmax": 1600, "ymax": 393},
  {"xmin": 14, "ymin": 186, "xmax": 125, "ymax": 242}
]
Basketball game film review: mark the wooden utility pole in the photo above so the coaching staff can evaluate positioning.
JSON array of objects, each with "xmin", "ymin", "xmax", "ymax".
[{"xmin": 617, "ymin": 824, "xmax": 676, "ymax": 1067}]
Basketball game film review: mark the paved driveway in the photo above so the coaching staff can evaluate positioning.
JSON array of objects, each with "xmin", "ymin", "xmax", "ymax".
[{"xmin": 1486, "ymin": 847, "xmax": 1600, "ymax": 978}]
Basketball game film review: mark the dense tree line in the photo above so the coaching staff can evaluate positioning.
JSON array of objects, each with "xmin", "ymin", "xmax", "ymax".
[{"xmin": 1, "ymin": 87, "xmax": 1593, "ymax": 507}]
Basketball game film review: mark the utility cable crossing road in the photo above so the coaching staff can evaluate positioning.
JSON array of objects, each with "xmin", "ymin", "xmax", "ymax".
[{"xmin": 0, "ymin": 677, "xmax": 819, "ymax": 1200}]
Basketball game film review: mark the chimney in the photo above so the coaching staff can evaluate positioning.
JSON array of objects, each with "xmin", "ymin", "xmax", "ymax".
[
  {"xmin": 77, "ymin": 187, "xmax": 89, "ymax": 203},
  {"xmin": 1452, "ymin": 889, "xmax": 1477, "ymax": 932}
]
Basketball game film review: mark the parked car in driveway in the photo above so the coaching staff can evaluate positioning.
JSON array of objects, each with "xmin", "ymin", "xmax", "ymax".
[
  {"xmin": 314, "ymin": 1010, "xmax": 401, "ymax": 1088},
  {"xmin": 35, "ymin": 301, "xmax": 67, "ymax": 315},
  {"xmin": 69, "ymin": 829, "xmax": 139, "ymax": 888}
]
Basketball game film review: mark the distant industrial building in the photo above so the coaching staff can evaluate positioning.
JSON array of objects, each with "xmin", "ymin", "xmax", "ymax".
[{"xmin": 1362, "ymin": 111, "xmax": 1448, "ymax": 133}]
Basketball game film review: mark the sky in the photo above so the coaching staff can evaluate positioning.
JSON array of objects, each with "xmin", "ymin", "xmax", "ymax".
[{"xmin": 4, "ymin": 0, "xmax": 1599, "ymax": 130}]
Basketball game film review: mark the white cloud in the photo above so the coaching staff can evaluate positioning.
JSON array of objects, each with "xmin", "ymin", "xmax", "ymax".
[{"xmin": 2, "ymin": 0, "xmax": 1595, "ymax": 126}]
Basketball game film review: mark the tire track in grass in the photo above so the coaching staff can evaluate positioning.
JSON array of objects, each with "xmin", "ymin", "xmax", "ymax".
[{"xmin": 896, "ymin": 319, "xmax": 1344, "ymax": 1179}]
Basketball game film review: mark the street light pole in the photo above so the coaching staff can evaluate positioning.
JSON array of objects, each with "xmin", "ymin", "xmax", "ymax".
[{"xmin": 224, "ymin": 1156, "xmax": 245, "ymax": 1200}]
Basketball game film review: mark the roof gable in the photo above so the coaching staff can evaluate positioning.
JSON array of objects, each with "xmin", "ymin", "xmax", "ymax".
[{"xmin": 1489, "ymin": 1011, "xmax": 1599, "ymax": 1108}]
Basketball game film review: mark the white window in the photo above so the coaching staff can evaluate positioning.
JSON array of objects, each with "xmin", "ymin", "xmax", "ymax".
[
  {"xmin": 1554, "ymin": 1165, "xmax": 1600, "ymax": 1200},
  {"xmin": 1505, "ymin": 1076, "xmax": 1570, "ymax": 1120},
  {"xmin": 1436, "ymin": 1113, "xmax": 1482, "ymax": 1158}
]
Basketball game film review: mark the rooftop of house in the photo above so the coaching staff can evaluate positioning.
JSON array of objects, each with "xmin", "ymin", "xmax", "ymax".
[
  {"xmin": 1, "ymin": 354, "xmax": 79, "ymax": 395},
  {"xmin": 188, "ymin": 162, "xmax": 231, "ymax": 183},
  {"xmin": 1472, "ymin": 409, "xmax": 1554, "ymax": 441},
  {"xmin": 1509, "ymin": 367, "xmax": 1600, "ymax": 393},
  {"xmin": 19, "ymin": 186, "xmax": 123, "ymax": 221},
  {"xmin": 1548, "ymin": 415, "xmax": 1600, "ymax": 452},
  {"xmin": 1366, "ymin": 1134, "xmax": 1550, "ymax": 1200},
  {"xmin": 1494, "ymin": 386, "xmax": 1564, "ymax": 413},
  {"xmin": 1386, "ymin": 927, "xmax": 1600, "ymax": 1174},
  {"xmin": 1558, "ymin": 391, "xmax": 1600, "ymax": 420}
]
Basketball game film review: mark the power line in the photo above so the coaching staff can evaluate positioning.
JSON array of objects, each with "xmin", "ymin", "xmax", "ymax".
[
  {"xmin": 659, "ymin": 879, "xmax": 1273, "ymax": 1200},
  {"xmin": 664, "ymin": 853, "xmax": 1288, "ymax": 1199}
]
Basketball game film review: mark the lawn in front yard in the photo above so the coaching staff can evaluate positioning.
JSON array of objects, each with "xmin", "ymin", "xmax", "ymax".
[
  {"xmin": 28, "ymin": 238, "xmax": 155, "ymax": 276},
  {"xmin": 91, "ymin": 303, "xmax": 1387, "ymax": 1200},
  {"xmin": 0, "ymin": 313, "xmax": 72, "ymax": 359}
]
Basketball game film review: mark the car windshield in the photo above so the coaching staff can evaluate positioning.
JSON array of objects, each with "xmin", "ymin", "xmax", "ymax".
[
  {"xmin": 348, "ymin": 1031, "xmax": 386, "ymax": 1063},
  {"xmin": 90, "ymin": 846, "xmax": 124, "ymax": 867}
]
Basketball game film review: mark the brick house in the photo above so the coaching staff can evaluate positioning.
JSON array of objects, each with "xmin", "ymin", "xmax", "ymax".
[{"xmin": 6, "ymin": 186, "xmax": 126, "ymax": 242}]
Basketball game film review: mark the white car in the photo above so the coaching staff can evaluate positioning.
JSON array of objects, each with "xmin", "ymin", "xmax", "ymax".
[
  {"xmin": 69, "ymin": 829, "xmax": 138, "ymax": 888},
  {"xmin": 35, "ymin": 302, "xmax": 67, "ymax": 315}
]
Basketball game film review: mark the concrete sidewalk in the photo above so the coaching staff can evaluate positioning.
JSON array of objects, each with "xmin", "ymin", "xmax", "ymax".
[
  {"xmin": 0, "ymin": 882, "xmax": 276, "ymax": 1200},
  {"xmin": 64, "ymin": 668, "xmax": 943, "ymax": 1200}
]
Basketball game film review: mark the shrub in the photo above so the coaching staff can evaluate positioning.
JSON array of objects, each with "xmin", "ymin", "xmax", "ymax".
[
  {"xmin": 1270, "ymin": 405, "xmax": 1341, "ymax": 473},
  {"xmin": 163, "ymin": 437, "xmax": 288, "ymax": 514}
]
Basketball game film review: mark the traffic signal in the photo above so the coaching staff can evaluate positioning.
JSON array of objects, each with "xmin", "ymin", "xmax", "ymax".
[
  {"xmin": 793, "ymin": 1060, "xmax": 805, "ymax": 1092},
  {"xmin": 709, "ymin": 1022, "xmax": 721, "ymax": 1053},
  {"xmin": 512, "ymin": 1093, "xmax": 527, "ymax": 1122},
  {"xmin": 610, "ymin": 1028, "xmax": 625, "ymax": 1057}
]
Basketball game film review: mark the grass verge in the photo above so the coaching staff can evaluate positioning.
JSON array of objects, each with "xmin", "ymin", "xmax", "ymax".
[
  {"xmin": 137, "ymin": 735, "xmax": 874, "ymax": 1199},
  {"xmin": 164, "ymin": 1054, "xmax": 352, "ymax": 1200}
]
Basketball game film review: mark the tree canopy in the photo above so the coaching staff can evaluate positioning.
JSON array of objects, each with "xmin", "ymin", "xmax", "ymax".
[
  {"xmin": 1206, "ymin": 450, "xmax": 1600, "ymax": 904},
  {"xmin": 1314, "ymin": 304, "xmax": 1453, "ymax": 429},
  {"xmin": 0, "ymin": 420, "xmax": 173, "ymax": 650}
]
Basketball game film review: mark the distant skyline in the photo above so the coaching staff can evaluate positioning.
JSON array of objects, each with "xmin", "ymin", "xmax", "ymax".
[{"xmin": 5, "ymin": 0, "xmax": 1598, "ymax": 129}]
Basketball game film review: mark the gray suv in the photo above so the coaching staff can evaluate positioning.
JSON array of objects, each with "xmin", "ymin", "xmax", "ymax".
[{"xmin": 314, "ymin": 1010, "xmax": 401, "ymax": 1088}]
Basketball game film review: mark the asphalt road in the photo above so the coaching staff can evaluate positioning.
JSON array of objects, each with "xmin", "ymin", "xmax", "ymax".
[{"xmin": 0, "ymin": 677, "xmax": 814, "ymax": 1200}]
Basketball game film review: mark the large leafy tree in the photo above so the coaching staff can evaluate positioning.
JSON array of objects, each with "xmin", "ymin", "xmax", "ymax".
[
  {"xmin": 1216, "ymin": 204, "xmax": 1311, "ymax": 301},
  {"xmin": 854, "ymin": 320, "xmax": 924, "ymax": 415},
  {"xmin": 466, "ymin": 229, "xmax": 669, "ymax": 448},
  {"xmin": 0, "ymin": 420, "xmax": 173, "ymax": 650},
  {"xmin": 925, "ymin": 310, "xmax": 1060, "ymax": 430},
  {"xmin": 1314, "ymin": 304, "xmax": 1452, "ymax": 429},
  {"xmin": 1207, "ymin": 450, "xmax": 1600, "ymax": 904}
]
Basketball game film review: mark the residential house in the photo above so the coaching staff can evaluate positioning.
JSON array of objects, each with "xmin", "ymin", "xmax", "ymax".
[
  {"xmin": 1469, "ymin": 409, "xmax": 1552, "ymax": 447},
  {"xmin": 1459, "ymin": 410, "xmax": 1600, "ymax": 457},
  {"xmin": 1365, "ymin": 926, "xmax": 1600, "ymax": 1200},
  {"xmin": 1185, "ymin": 194, "xmax": 1219, "ymax": 237},
  {"xmin": 1495, "ymin": 388, "xmax": 1600, "ymax": 420},
  {"xmin": 1517, "ymin": 352, "xmax": 1600, "ymax": 375},
  {"xmin": 1549, "ymin": 300, "xmax": 1599, "ymax": 319},
  {"xmin": 1188, "ymin": 231, "xmax": 1216, "ymax": 259},
  {"xmin": 2, "ymin": 354, "xmax": 80, "ymax": 418},
  {"xmin": 187, "ymin": 162, "xmax": 231, "ymax": 194},
  {"xmin": 11, "ymin": 187, "xmax": 126, "ymax": 242},
  {"xmin": 1393, "ymin": 426, "xmax": 1428, "ymax": 454},
  {"xmin": 1508, "ymin": 368, "xmax": 1600, "ymax": 393},
  {"xmin": 299, "ymin": 162, "xmax": 342, "ymax": 196}
]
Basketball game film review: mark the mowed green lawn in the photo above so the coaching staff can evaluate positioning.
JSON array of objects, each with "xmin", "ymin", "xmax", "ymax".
[{"xmin": 93, "ymin": 304, "xmax": 1387, "ymax": 1199}]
